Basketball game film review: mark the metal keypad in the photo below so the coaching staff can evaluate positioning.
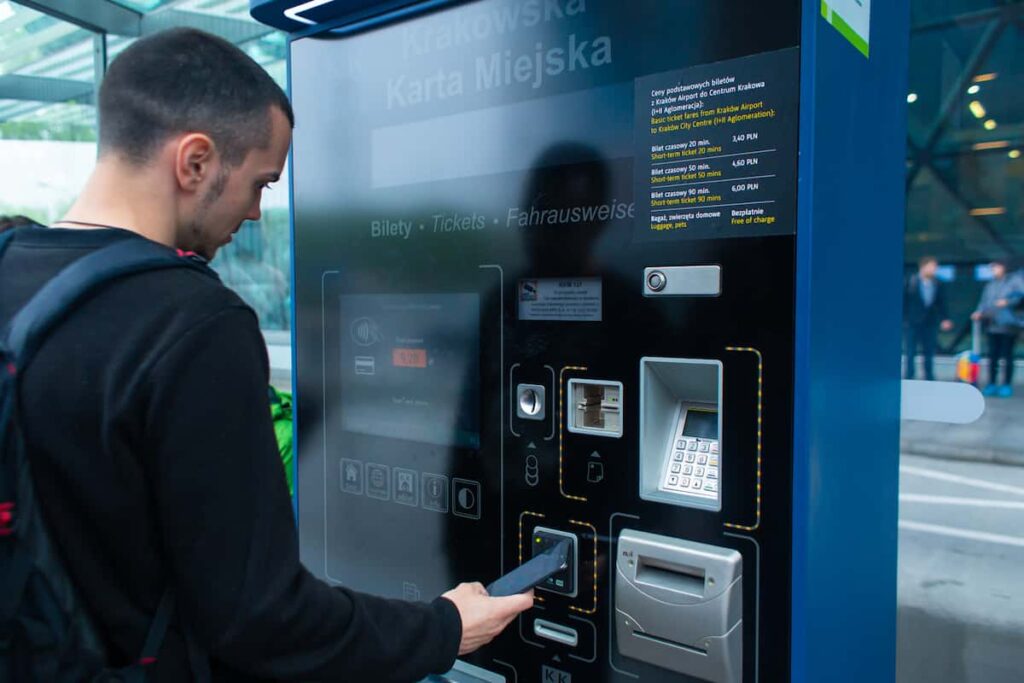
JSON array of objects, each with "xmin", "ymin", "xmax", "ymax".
[{"xmin": 660, "ymin": 423, "xmax": 719, "ymax": 499}]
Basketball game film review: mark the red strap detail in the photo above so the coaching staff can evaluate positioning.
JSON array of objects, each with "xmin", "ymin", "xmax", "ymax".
[
  {"xmin": 139, "ymin": 657, "xmax": 158, "ymax": 666},
  {"xmin": 175, "ymin": 249, "xmax": 198, "ymax": 258},
  {"xmin": 0, "ymin": 502, "xmax": 14, "ymax": 536}
]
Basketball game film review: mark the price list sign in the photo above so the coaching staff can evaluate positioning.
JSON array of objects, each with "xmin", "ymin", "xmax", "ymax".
[{"xmin": 633, "ymin": 48, "xmax": 800, "ymax": 241}]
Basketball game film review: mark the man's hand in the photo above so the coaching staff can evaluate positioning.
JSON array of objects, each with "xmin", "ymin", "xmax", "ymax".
[
  {"xmin": 995, "ymin": 298, "xmax": 1009, "ymax": 308},
  {"xmin": 941, "ymin": 319, "xmax": 954, "ymax": 332},
  {"xmin": 442, "ymin": 582, "xmax": 534, "ymax": 655}
]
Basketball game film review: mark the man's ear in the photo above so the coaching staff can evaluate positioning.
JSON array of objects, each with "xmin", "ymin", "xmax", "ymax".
[{"xmin": 175, "ymin": 133, "xmax": 217, "ymax": 193}]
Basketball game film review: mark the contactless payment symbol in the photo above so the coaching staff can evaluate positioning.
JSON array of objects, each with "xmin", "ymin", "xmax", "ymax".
[{"xmin": 350, "ymin": 317, "xmax": 381, "ymax": 346}]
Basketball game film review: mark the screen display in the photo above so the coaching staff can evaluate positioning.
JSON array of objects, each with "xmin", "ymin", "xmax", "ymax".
[
  {"xmin": 339, "ymin": 293, "xmax": 480, "ymax": 449},
  {"xmin": 683, "ymin": 410, "xmax": 719, "ymax": 440}
]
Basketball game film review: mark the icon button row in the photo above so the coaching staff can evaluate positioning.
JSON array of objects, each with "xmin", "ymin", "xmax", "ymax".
[{"xmin": 340, "ymin": 458, "xmax": 480, "ymax": 519}]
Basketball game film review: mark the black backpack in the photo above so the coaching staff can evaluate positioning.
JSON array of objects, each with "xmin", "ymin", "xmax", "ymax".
[{"xmin": 0, "ymin": 228, "xmax": 211, "ymax": 681}]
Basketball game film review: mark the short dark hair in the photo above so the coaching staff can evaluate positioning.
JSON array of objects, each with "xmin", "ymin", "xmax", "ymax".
[
  {"xmin": 99, "ymin": 28, "xmax": 294, "ymax": 165},
  {"xmin": 918, "ymin": 256, "xmax": 938, "ymax": 268}
]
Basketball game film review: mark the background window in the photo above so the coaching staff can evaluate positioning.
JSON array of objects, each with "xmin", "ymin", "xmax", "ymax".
[
  {"xmin": 0, "ymin": 0, "xmax": 291, "ymax": 336},
  {"xmin": 900, "ymin": 1, "xmax": 1024, "ymax": 681}
]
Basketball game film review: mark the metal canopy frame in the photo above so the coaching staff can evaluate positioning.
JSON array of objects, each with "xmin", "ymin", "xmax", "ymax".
[
  {"xmin": 15, "ymin": 0, "xmax": 143, "ymax": 36},
  {"xmin": 0, "ymin": 1, "xmax": 276, "ymax": 117},
  {"xmin": 906, "ymin": 0, "xmax": 1024, "ymax": 257}
]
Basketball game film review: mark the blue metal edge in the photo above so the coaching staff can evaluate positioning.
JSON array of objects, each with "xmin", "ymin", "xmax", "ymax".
[
  {"xmin": 252, "ymin": 0, "xmax": 469, "ymax": 38},
  {"xmin": 792, "ymin": 0, "xmax": 909, "ymax": 681}
]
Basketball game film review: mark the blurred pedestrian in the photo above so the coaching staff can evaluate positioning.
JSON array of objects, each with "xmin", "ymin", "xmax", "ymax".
[
  {"xmin": 904, "ymin": 256, "xmax": 954, "ymax": 381},
  {"xmin": 971, "ymin": 259, "xmax": 1024, "ymax": 397}
]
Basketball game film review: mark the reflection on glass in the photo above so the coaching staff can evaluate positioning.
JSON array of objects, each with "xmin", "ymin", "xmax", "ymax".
[{"xmin": 899, "ymin": 2, "xmax": 1024, "ymax": 681}]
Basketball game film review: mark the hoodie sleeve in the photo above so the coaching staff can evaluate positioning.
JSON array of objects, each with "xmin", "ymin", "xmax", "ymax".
[{"xmin": 143, "ymin": 305, "xmax": 461, "ymax": 682}]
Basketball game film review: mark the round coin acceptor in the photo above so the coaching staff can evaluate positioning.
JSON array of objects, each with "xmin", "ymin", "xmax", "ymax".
[{"xmin": 253, "ymin": 0, "xmax": 908, "ymax": 681}]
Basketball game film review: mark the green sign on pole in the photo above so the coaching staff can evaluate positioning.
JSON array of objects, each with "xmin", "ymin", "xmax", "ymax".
[{"xmin": 821, "ymin": 0, "xmax": 871, "ymax": 58}]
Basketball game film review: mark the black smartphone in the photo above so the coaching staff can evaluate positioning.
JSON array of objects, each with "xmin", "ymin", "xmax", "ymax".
[{"xmin": 486, "ymin": 539, "xmax": 570, "ymax": 597}]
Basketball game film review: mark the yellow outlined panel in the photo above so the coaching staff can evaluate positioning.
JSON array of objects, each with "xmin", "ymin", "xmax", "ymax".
[{"xmin": 723, "ymin": 346, "xmax": 764, "ymax": 532}]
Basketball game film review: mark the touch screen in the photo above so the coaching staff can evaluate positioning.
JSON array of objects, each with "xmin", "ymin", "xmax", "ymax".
[{"xmin": 339, "ymin": 293, "xmax": 481, "ymax": 449}]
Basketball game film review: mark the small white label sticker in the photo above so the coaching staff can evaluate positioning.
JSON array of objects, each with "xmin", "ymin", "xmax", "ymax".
[{"xmin": 519, "ymin": 278, "xmax": 602, "ymax": 322}]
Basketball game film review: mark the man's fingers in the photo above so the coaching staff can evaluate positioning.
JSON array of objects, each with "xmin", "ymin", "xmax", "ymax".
[{"xmin": 492, "ymin": 591, "xmax": 534, "ymax": 617}]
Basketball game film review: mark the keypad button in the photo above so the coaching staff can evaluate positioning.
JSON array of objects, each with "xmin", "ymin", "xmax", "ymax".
[
  {"xmin": 698, "ymin": 455, "xmax": 707, "ymax": 465},
  {"xmin": 699, "ymin": 442, "xmax": 710, "ymax": 453},
  {"xmin": 710, "ymin": 443, "xmax": 719, "ymax": 454},
  {"xmin": 671, "ymin": 463, "xmax": 682, "ymax": 474},
  {"xmin": 704, "ymin": 481, "xmax": 718, "ymax": 492},
  {"xmin": 708, "ymin": 456, "xmax": 719, "ymax": 467},
  {"xmin": 707, "ymin": 470, "xmax": 718, "ymax": 479},
  {"xmin": 691, "ymin": 479, "xmax": 702, "ymax": 489},
  {"xmin": 696, "ymin": 467, "xmax": 705, "ymax": 476},
  {"xmin": 684, "ymin": 465, "xmax": 693, "ymax": 475},
  {"xmin": 677, "ymin": 440, "xmax": 684, "ymax": 449},
  {"xmin": 686, "ymin": 453, "xmax": 696, "ymax": 463},
  {"xmin": 669, "ymin": 476, "xmax": 678, "ymax": 486},
  {"xmin": 673, "ymin": 451, "xmax": 684, "ymax": 461},
  {"xmin": 688, "ymin": 442, "xmax": 698, "ymax": 451}
]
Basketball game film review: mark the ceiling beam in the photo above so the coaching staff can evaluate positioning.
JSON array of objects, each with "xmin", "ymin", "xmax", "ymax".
[
  {"xmin": 906, "ymin": 18, "xmax": 1007, "ymax": 188},
  {"xmin": 929, "ymin": 123, "xmax": 1024, "ymax": 159},
  {"xmin": 15, "ymin": 0, "xmax": 142, "ymax": 36},
  {"xmin": 913, "ymin": 163, "xmax": 1016, "ymax": 257},
  {"xmin": 912, "ymin": 1, "xmax": 1023, "ymax": 34},
  {"xmin": 0, "ymin": 73, "xmax": 93, "ymax": 104},
  {"xmin": 140, "ymin": 9, "xmax": 274, "ymax": 45},
  {"xmin": 14, "ymin": 1, "xmax": 274, "ymax": 45}
]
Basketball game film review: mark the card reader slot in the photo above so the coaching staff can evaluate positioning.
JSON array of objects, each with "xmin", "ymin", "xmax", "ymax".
[
  {"xmin": 633, "ymin": 630, "xmax": 708, "ymax": 656},
  {"xmin": 636, "ymin": 557, "xmax": 706, "ymax": 597},
  {"xmin": 533, "ymin": 618, "xmax": 579, "ymax": 647}
]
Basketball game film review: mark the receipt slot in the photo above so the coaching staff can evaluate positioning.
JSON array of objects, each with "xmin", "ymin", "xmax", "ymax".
[{"xmin": 616, "ymin": 530, "xmax": 743, "ymax": 683}]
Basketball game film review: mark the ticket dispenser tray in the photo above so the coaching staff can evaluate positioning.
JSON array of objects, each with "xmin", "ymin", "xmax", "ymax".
[{"xmin": 616, "ymin": 529, "xmax": 742, "ymax": 683}]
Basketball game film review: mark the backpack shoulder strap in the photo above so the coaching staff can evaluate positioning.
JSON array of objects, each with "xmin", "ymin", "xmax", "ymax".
[
  {"xmin": 0, "ymin": 236, "xmax": 211, "ymax": 680},
  {"xmin": 2, "ymin": 237, "xmax": 211, "ymax": 366},
  {"xmin": 0, "ymin": 227, "xmax": 22, "ymax": 262}
]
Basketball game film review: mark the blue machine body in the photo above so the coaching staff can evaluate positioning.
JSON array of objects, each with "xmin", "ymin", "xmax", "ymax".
[{"xmin": 256, "ymin": 1, "xmax": 908, "ymax": 680}]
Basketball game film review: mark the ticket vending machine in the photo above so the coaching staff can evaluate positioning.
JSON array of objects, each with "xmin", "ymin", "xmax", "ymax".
[{"xmin": 252, "ymin": 1, "xmax": 909, "ymax": 681}]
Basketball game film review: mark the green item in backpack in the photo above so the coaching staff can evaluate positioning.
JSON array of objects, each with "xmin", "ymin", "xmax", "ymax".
[{"xmin": 268, "ymin": 386, "xmax": 295, "ymax": 496}]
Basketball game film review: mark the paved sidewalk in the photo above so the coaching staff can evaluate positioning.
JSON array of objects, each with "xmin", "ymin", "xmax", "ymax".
[{"xmin": 902, "ymin": 393, "xmax": 1024, "ymax": 466}]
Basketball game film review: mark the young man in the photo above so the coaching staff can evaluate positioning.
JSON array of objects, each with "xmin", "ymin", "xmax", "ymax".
[
  {"xmin": 972, "ymin": 260, "xmax": 1024, "ymax": 397},
  {"xmin": 903, "ymin": 256, "xmax": 953, "ymax": 381},
  {"xmin": 0, "ymin": 28, "xmax": 531, "ymax": 681}
]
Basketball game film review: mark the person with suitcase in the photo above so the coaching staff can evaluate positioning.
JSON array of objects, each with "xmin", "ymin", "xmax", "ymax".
[{"xmin": 971, "ymin": 259, "xmax": 1024, "ymax": 397}]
